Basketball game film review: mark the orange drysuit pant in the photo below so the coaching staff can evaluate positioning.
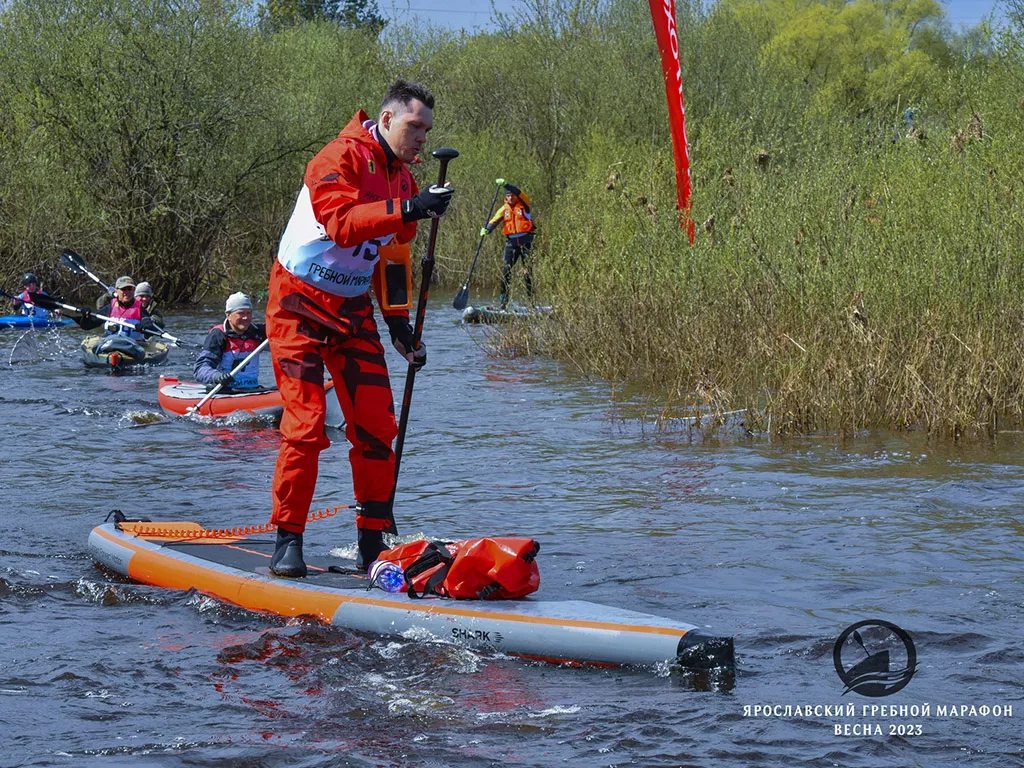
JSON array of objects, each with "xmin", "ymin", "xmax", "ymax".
[{"xmin": 266, "ymin": 260, "xmax": 398, "ymax": 534}]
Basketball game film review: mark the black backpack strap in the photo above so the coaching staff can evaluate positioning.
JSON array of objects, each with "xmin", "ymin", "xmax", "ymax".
[
  {"xmin": 418, "ymin": 564, "xmax": 452, "ymax": 599},
  {"xmin": 106, "ymin": 509, "xmax": 152, "ymax": 527},
  {"xmin": 522, "ymin": 541, "xmax": 540, "ymax": 563},
  {"xmin": 404, "ymin": 542, "xmax": 454, "ymax": 599},
  {"xmin": 476, "ymin": 583, "xmax": 502, "ymax": 599}
]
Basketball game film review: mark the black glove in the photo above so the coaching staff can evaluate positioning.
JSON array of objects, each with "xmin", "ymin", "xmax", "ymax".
[
  {"xmin": 384, "ymin": 316, "xmax": 427, "ymax": 369},
  {"xmin": 213, "ymin": 371, "xmax": 234, "ymax": 386},
  {"xmin": 401, "ymin": 185, "xmax": 453, "ymax": 223},
  {"xmin": 80, "ymin": 308, "xmax": 91, "ymax": 321}
]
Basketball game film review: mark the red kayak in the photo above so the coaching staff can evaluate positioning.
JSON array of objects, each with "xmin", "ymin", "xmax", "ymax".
[{"xmin": 158, "ymin": 376, "xmax": 344, "ymax": 427}]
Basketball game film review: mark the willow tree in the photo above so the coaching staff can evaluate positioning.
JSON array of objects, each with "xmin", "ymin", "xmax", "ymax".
[
  {"xmin": 261, "ymin": 0, "xmax": 386, "ymax": 34},
  {"xmin": 726, "ymin": 0, "xmax": 948, "ymax": 112}
]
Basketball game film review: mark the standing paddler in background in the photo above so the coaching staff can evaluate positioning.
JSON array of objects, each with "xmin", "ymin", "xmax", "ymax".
[
  {"xmin": 480, "ymin": 182, "xmax": 535, "ymax": 309},
  {"xmin": 12, "ymin": 273, "xmax": 52, "ymax": 318},
  {"xmin": 266, "ymin": 78, "xmax": 453, "ymax": 578},
  {"xmin": 194, "ymin": 292, "xmax": 266, "ymax": 393}
]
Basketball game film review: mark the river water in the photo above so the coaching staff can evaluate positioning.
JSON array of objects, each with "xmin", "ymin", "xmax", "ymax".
[{"xmin": 0, "ymin": 296, "xmax": 1021, "ymax": 767}]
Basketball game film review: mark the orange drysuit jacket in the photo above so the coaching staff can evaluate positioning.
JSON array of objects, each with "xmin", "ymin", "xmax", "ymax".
[{"xmin": 276, "ymin": 109, "xmax": 419, "ymax": 320}]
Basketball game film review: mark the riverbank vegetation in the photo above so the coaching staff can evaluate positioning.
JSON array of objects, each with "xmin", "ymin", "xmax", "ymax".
[{"xmin": 1, "ymin": 0, "xmax": 1022, "ymax": 436}]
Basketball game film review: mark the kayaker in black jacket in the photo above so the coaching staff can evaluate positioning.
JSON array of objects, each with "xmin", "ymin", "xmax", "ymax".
[{"xmin": 193, "ymin": 292, "xmax": 267, "ymax": 392}]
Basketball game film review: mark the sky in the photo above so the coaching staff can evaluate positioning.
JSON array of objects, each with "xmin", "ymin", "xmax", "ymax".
[{"xmin": 378, "ymin": 0, "xmax": 1008, "ymax": 32}]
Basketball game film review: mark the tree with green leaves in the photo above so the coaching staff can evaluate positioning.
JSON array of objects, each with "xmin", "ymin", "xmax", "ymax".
[
  {"xmin": 726, "ymin": 0, "xmax": 947, "ymax": 112},
  {"xmin": 260, "ymin": 0, "xmax": 386, "ymax": 34}
]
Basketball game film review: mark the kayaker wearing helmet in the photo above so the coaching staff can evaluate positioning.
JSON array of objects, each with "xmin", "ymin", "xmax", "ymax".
[
  {"xmin": 480, "ymin": 182, "xmax": 536, "ymax": 309},
  {"xmin": 265, "ymin": 77, "xmax": 452, "ymax": 579},
  {"xmin": 12, "ymin": 273, "xmax": 51, "ymax": 318},
  {"xmin": 194, "ymin": 292, "xmax": 267, "ymax": 393}
]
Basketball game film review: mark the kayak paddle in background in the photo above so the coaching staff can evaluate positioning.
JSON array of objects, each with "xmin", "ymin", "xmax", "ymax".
[
  {"xmin": 26, "ymin": 293, "xmax": 201, "ymax": 349},
  {"xmin": 453, "ymin": 177, "xmax": 505, "ymax": 311},
  {"xmin": 59, "ymin": 248, "xmax": 114, "ymax": 296},
  {"xmin": 0, "ymin": 288, "xmax": 49, "ymax": 316},
  {"xmin": 187, "ymin": 337, "xmax": 270, "ymax": 416}
]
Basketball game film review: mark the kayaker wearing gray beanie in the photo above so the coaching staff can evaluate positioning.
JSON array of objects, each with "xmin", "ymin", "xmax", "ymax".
[
  {"xmin": 133, "ymin": 282, "xmax": 164, "ymax": 327},
  {"xmin": 194, "ymin": 292, "xmax": 266, "ymax": 391},
  {"xmin": 225, "ymin": 292, "xmax": 253, "ymax": 313}
]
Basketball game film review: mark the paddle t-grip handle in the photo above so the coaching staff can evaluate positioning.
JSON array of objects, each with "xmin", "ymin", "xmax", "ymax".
[{"xmin": 431, "ymin": 147, "xmax": 459, "ymax": 188}]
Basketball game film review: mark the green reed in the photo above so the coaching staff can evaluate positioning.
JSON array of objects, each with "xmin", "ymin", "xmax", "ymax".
[{"xmin": 529, "ymin": 97, "xmax": 1024, "ymax": 437}]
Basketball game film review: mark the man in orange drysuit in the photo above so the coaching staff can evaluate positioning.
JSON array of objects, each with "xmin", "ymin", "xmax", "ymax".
[{"xmin": 266, "ymin": 79, "xmax": 454, "ymax": 577}]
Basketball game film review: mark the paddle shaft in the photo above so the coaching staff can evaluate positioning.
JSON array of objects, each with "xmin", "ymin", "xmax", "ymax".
[
  {"xmin": 26, "ymin": 292, "xmax": 197, "ymax": 348},
  {"xmin": 187, "ymin": 337, "xmax": 270, "ymax": 415},
  {"xmin": 1, "ymin": 288, "xmax": 48, "ymax": 313},
  {"xmin": 392, "ymin": 148, "xmax": 459, "ymax": 498},
  {"xmin": 452, "ymin": 180, "xmax": 504, "ymax": 310},
  {"xmin": 28, "ymin": 293, "xmax": 130, "ymax": 328}
]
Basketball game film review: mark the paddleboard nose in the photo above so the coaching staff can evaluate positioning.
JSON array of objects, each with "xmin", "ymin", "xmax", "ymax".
[{"xmin": 676, "ymin": 632, "xmax": 735, "ymax": 671}]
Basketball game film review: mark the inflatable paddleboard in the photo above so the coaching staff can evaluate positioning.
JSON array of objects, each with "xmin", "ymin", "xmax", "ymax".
[
  {"xmin": 157, "ymin": 376, "xmax": 345, "ymax": 428},
  {"xmin": 461, "ymin": 304, "xmax": 553, "ymax": 324},
  {"xmin": 88, "ymin": 520, "xmax": 734, "ymax": 671},
  {"xmin": 0, "ymin": 314, "xmax": 72, "ymax": 329}
]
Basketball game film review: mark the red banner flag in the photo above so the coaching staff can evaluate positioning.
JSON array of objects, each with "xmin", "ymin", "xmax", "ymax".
[{"xmin": 648, "ymin": 0, "xmax": 695, "ymax": 243}]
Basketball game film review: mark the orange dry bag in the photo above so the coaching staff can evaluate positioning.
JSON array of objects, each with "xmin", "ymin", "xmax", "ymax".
[{"xmin": 376, "ymin": 537, "xmax": 541, "ymax": 599}]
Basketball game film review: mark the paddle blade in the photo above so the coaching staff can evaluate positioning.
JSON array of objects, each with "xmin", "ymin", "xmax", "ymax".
[
  {"xmin": 26, "ymin": 291, "xmax": 62, "ymax": 312},
  {"xmin": 60, "ymin": 248, "xmax": 89, "ymax": 276},
  {"xmin": 452, "ymin": 284, "xmax": 470, "ymax": 310}
]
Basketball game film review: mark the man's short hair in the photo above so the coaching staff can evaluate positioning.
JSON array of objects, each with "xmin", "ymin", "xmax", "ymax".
[{"xmin": 381, "ymin": 78, "xmax": 435, "ymax": 114}]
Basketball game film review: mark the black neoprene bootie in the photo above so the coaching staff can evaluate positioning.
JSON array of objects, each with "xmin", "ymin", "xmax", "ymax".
[
  {"xmin": 354, "ymin": 501, "xmax": 396, "ymax": 572},
  {"xmin": 355, "ymin": 529, "xmax": 387, "ymax": 573},
  {"xmin": 269, "ymin": 528, "xmax": 307, "ymax": 578}
]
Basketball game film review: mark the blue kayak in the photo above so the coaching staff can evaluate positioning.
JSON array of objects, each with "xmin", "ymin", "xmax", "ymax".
[{"xmin": 0, "ymin": 315, "xmax": 72, "ymax": 329}]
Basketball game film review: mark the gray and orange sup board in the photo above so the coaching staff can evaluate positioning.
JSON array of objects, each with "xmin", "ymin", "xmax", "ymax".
[{"xmin": 89, "ymin": 521, "xmax": 734, "ymax": 670}]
